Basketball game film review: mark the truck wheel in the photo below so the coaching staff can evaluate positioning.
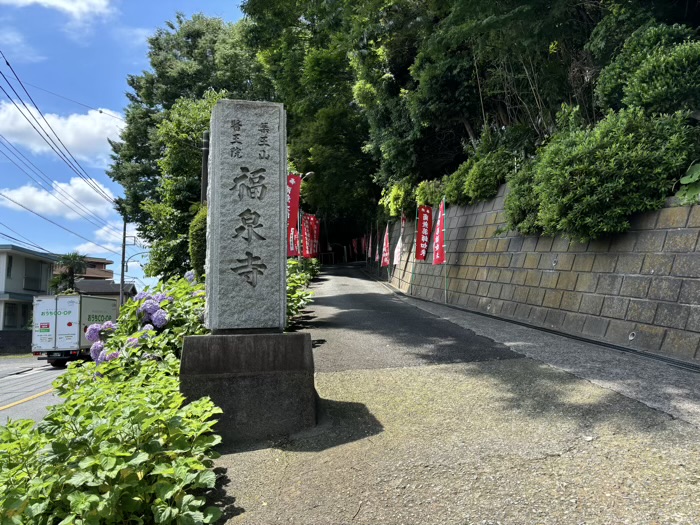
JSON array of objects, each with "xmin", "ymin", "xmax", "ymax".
[{"xmin": 48, "ymin": 360, "xmax": 67, "ymax": 369}]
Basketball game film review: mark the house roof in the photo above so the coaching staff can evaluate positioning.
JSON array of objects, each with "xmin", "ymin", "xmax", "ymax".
[
  {"xmin": 75, "ymin": 279, "xmax": 137, "ymax": 296},
  {"xmin": 0, "ymin": 245, "xmax": 58, "ymax": 262}
]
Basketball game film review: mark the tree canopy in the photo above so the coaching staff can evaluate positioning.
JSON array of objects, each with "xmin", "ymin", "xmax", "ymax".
[{"xmin": 108, "ymin": 2, "xmax": 700, "ymax": 275}]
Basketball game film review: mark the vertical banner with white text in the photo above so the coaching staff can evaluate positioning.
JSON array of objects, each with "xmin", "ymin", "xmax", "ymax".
[
  {"xmin": 432, "ymin": 199, "xmax": 445, "ymax": 265},
  {"xmin": 286, "ymin": 174, "xmax": 301, "ymax": 256},
  {"xmin": 381, "ymin": 225, "xmax": 390, "ymax": 267},
  {"xmin": 416, "ymin": 205, "xmax": 433, "ymax": 261}
]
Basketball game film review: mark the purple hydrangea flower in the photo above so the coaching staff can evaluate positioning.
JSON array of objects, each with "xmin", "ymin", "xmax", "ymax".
[
  {"xmin": 141, "ymin": 323, "xmax": 154, "ymax": 331},
  {"xmin": 85, "ymin": 324, "xmax": 102, "ymax": 343},
  {"xmin": 138, "ymin": 299, "xmax": 160, "ymax": 316},
  {"xmin": 96, "ymin": 349, "xmax": 108, "ymax": 365},
  {"xmin": 126, "ymin": 337, "xmax": 139, "ymax": 348},
  {"xmin": 89, "ymin": 340, "xmax": 104, "ymax": 360},
  {"xmin": 105, "ymin": 351, "xmax": 120, "ymax": 362},
  {"xmin": 135, "ymin": 291, "xmax": 151, "ymax": 301},
  {"xmin": 101, "ymin": 321, "xmax": 117, "ymax": 332},
  {"xmin": 151, "ymin": 308, "xmax": 169, "ymax": 328},
  {"xmin": 191, "ymin": 290, "xmax": 205, "ymax": 298},
  {"xmin": 184, "ymin": 270, "xmax": 196, "ymax": 283},
  {"xmin": 152, "ymin": 293, "xmax": 174, "ymax": 304}
]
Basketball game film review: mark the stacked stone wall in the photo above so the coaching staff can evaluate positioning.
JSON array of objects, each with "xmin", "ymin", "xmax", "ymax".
[{"xmin": 377, "ymin": 185, "xmax": 700, "ymax": 363}]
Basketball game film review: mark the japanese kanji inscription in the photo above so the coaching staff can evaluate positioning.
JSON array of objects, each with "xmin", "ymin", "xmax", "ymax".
[{"xmin": 205, "ymin": 100, "xmax": 287, "ymax": 330}]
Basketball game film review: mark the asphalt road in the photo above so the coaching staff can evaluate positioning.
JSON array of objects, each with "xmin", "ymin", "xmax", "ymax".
[
  {"xmin": 0, "ymin": 356, "xmax": 65, "ymax": 424},
  {"xmin": 220, "ymin": 264, "xmax": 700, "ymax": 525}
]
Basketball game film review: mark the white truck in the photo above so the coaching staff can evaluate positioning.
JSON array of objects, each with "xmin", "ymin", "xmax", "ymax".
[{"xmin": 31, "ymin": 295, "xmax": 119, "ymax": 368}]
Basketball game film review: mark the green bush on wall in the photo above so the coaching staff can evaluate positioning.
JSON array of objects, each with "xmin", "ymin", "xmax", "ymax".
[
  {"xmin": 189, "ymin": 205, "xmax": 207, "ymax": 279},
  {"xmin": 515, "ymin": 106, "xmax": 700, "ymax": 242},
  {"xmin": 595, "ymin": 22, "xmax": 696, "ymax": 112}
]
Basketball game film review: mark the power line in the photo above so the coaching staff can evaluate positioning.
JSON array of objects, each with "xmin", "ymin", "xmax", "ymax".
[
  {"xmin": 0, "ymin": 191, "xmax": 120, "ymax": 255},
  {"xmin": 0, "ymin": 134, "xmax": 127, "ymax": 239},
  {"xmin": 0, "ymin": 50, "xmax": 116, "ymax": 204},
  {"xmin": 5, "ymin": 77, "xmax": 125, "ymax": 122},
  {"xmin": 0, "ymin": 220, "xmax": 52, "ymax": 253},
  {"xmin": 0, "ymin": 229, "xmax": 52, "ymax": 254}
]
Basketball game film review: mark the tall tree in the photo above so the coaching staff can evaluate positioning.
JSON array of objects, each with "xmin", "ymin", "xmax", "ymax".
[
  {"xmin": 52, "ymin": 252, "xmax": 87, "ymax": 292},
  {"xmin": 108, "ymin": 14, "xmax": 272, "ymax": 277}
]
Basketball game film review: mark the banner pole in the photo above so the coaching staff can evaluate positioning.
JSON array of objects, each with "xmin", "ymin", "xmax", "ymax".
[
  {"xmin": 443, "ymin": 197, "xmax": 448, "ymax": 304},
  {"xmin": 387, "ymin": 223, "xmax": 392, "ymax": 282},
  {"xmin": 409, "ymin": 205, "xmax": 418, "ymax": 296}
]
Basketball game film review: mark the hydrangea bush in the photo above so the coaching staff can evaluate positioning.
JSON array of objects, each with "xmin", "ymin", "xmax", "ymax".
[{"xmin": 0, "ymin": 274, "xmax": 222, "ymax": 524}]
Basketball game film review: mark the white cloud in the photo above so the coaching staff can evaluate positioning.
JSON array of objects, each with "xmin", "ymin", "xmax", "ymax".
[
  {"xmin": 0, "ymin": 27, "xmax": 45, "ymax": 63},
  {"xmin": 74, "ymin": 221, "xmax": 146, "ymax": 256},
  {"xmin": 0, "ymin": 0, "xmax": 114, "ymax": 20},
  {"xmin": 0, "ymin": 177, "xmax": 116, "ymax": 220},
  {"xmin": 0, "ymin": 101, "xmax": 124, "ymax": 167}
]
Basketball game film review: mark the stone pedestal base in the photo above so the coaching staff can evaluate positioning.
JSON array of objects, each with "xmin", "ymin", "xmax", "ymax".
[{"xmin": 180, "ymin": 333, "xmax": 316, "ymax": 443}]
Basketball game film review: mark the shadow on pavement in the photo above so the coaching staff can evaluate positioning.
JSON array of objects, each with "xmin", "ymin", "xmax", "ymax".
[
  {"xmin": 204, "ymin": 467, "xmax": 244, "ymax": 520},
  {"xmin": 220, "ymin": 397, "xmax": 383, "ymax": 456},
  {"xmin": 305, "ymin": 266, "xmax": 683, "ymax": 435}
]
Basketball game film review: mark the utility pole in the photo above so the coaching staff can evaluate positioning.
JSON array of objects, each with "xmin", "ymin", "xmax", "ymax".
[
  {"xmin": 119, "ymin": 219, "xmax": 126, "ymax": 307},
  {"xmin": 201, "ymin": 131, "xmax": 210, "ymax": 204}
]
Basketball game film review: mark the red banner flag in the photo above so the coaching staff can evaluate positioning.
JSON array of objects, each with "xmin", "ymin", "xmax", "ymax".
[
  {"xmin": 416, "ymin": 205, "xmax": 433, "ymax": 261},
  {"xmin": 302, "ymin": 214, "xmax": 320, "ymax": 258},
  {"xmin": 352, "ymin": 238, "xmax": 358, "ymax": 255},
  {"xmin": 381, "ymin": 225, "xmax": 390, "ymax": 267},
  {"xmin": 432, "ymin": 199, "xmax": 446, "ymax": 265},
  {"xmin": 375, "ymin": 227, "xmax": 380, "ymax": 262},
  {"xmin": 287, "ymin": 174, "xmax": 301, "ymax": 256}
]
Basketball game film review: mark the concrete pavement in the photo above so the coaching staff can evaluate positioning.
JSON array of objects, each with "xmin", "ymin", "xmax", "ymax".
[{"xmin": 216, "ymin": 265, "xmax": 700, "ymax": 525}]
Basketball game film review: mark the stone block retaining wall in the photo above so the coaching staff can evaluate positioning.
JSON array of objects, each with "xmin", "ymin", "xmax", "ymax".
[{"xmin": 377, "ymin": 185, "xmax": 700, "ymax": 363}]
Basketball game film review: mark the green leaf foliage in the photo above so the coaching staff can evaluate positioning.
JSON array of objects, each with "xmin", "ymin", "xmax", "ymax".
[
  {"xmin": 0, "ymin": 275, "xmax": 221, "ymax": 524},
  {"xmin": 507, "ymin": 107, "xmax": 700, "ymax": 241},
  {"xmin": 188, "ymin": 206, "xmax": 207, "ymax": 280},
  {"xmin": 595, "ymin": 22, "xmax": 697, "ymax": 112}
]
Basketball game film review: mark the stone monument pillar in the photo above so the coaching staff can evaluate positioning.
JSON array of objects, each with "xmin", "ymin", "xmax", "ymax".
[{"xmin": 180, "ymin": 100, "xmax": 316, "ymax": 443}]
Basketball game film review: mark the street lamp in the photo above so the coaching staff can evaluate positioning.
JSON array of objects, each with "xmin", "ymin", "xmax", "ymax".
[
  {"xmin": 120, "ymin": 251, "xmax": 149, "ymax": 306},
  {"xmin": 298, "ymin": 172, "xmax": 315, "ymax": 261}
]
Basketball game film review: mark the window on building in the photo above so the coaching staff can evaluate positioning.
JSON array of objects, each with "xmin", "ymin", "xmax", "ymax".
[
  {"xmin": 20, "ymin": 304, "xmax": 30, "ymax": 329},
  {"xmin": 3, "ymin": 303, "xmax": 17, "ymax": 329},
  {"xmin": 24, "ymin": 259, "xmax": 44, "ymax": 292},
  {"xmin": 6, "ymin": 255, "xmax": 12, "ymax": 278}
]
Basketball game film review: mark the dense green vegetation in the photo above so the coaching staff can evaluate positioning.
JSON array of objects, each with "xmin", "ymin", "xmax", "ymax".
[
  {"xmin": 0, "ymin": 263, "xmax": 319, "ymax": 521},
  {"xmin": 0, "ymin": 276, "xmax": 222, "ymax": 524},
  {"xmin": 109, "ymin": 2, "xmax": 700, "ymax": 276}
]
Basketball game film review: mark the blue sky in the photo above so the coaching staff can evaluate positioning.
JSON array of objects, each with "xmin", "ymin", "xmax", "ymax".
[{"xmin": 0, "ymin": 0, "xmax": 243, "ymax": 289}]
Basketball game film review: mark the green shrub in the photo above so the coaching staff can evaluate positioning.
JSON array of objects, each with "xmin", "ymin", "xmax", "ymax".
[
  {"xmin": 584, "ymin": 5, "xmax": 653, "ymax": 64},
  {"xmin": 445, "ymin": 160, "xmax": 471, "ymax": 205},
  {"xmin": 676, "ymin": 162, "xmax": 700, "ymax": 205},
  {"xmin": 415, "ymin": 177, "xmax": 446, "ymax": 207},
  {"xmin": 301, "ymin": 258, "xmax": 321, "ymax": 279},
  {"xmin": 286, "ymin": 259, "xmax": 313, "ymax": 322},
  {"xmin": 463, "ymin": 148, "xmax": 513, "ymax": 203},
  {"xmin": 379, "ymin": 179, "xmax": 415, "ymax": 217},
  {"xmin": 595, "ymin": 23, "xmax": 696, "ymax": 111},
  {"xmin": 623, "ymin": 40, "xmax": 700, "ymax": 114},
  {"xmin": 189, "ymin": 206, "xmax": 207, "ymax": 280},
  {"xmin": 0, "ymin": 275, "xmax": 222, "ymax": 524},
  {"xmin": 530, "ymin": 107, "xmax": 700, "ymax": 241},
  {"xmin": 504, "ymin": 160, "xmax": 541, "ymax": 235}
]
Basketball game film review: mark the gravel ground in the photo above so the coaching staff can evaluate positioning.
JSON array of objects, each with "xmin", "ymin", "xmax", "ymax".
[{"xmin": 215, "ymin": 266, "xmax": 700, "ymax": 525}]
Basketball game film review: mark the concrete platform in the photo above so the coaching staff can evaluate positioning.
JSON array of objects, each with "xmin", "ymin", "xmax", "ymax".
[{"xmin": 180, "ymin": 332, "xmax": 316, "ymax": 443}]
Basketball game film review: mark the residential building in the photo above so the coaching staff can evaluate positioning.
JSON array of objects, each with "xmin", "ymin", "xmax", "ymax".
[
  {"xmin": 75, "ymin": 279, "xmax": 138, "ymax": 304},
  {"xmin": 53, "ymin": 256, "xmax": 114, "ymax": 281},
  {"xmin": 0, "ymin": 245, "xmax": 56, "ymax": 354}
]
